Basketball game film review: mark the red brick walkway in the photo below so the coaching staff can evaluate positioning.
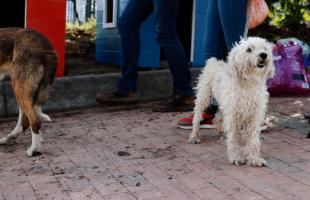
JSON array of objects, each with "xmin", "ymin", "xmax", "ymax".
[{"xmin": 0, "ymin": 99, "xmax": 309, "ymax": 200}]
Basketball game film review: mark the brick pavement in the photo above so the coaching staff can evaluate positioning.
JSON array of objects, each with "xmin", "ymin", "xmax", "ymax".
[{"xmin": 0, "ymin": 98, "xmax": 309, "ymax": 200}]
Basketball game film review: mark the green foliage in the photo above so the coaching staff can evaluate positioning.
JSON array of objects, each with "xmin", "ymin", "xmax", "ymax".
[
  {"xmin": 66, "ymin": 17, "xmax": 96, "ymax": 41},
  {"xmin": 268, "ymin": 0, "xmax": 309, "ymax": 28}
]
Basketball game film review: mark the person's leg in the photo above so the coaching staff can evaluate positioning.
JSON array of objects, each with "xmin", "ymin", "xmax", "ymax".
[
  {"xmin": 203, "ymin": 0, "xmax": 229, "ymax": 116},
  {"xmin": 178, "ymin": 0, "xmax": 225, "ymax": 128},
  {"xmin": 203, "ymin": 0, "xmax": 246, "ymax": 117},
  {"xmin": 218, "ymin": 0, "xmax": 247, "ymax": 51},
  {"xmin": 152, "ymin": 0, "xmax": 193, "ymax": 97},
  {"xmin": 151, "ymin": 0, "xmax": 195, "ymax": 112},
  {"xmin": 96, "ymin": 0, "xmax": 153, "ymax": 104},
  {"xmin": 117, "ymin": 0, "xmax": 153, "ymax": 94},
  {"xmin": 204, "ymin": 0, "xmax": 227, "ymax": 61}
]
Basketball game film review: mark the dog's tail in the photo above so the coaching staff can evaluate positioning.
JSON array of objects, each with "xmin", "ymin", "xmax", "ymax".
[
  {"xmin": 190, "ymin": 59, "xmax": 214, "ymax": 143},
  {"xmin": 193, "ymin": 58, "xmax": 214, "ymax": 118},
  {"xmin": 33, "ymin": 49, "xmax": 57, "ymax": 104},
  {"xmin": 33, "ymin": 51, "xmax": 57, "ymax": 122},
  {"xmin": 205, "ymin": 57, "xmax": 219, "ymax": 67},
  {"xmin": 195, "ymin": 57, "xmax": 217, "ymax": 91}
]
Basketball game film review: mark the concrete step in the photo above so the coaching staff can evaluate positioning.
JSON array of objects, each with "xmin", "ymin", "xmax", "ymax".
[{"xmin": 0, "ymin": 68, "xmax": 201, "ymax": 117}]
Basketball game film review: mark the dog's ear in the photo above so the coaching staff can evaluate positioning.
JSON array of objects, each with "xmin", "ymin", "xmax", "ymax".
[{"xmin": 228, "ymin": 47, "xmax": 245, "ymax": 78}]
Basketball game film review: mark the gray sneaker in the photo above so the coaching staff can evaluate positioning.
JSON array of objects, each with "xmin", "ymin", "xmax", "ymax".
[{"xmin": 96, "ymin": 91, "xmax": 138, "ymax": 105}]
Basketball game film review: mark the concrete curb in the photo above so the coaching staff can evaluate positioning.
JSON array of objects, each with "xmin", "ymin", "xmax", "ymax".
[
  {"xmin": 0, "ymin": 68, "xmax": 201, "ymax": 117},
  {"xmin": 0, "ymin": 84, "xmax": 6, "ymax": 116}
]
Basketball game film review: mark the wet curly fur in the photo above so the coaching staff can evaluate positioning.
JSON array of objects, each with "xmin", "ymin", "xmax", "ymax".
[{"xmin": 189, "ymin": 37, "xmax": 275, "ymax": 167}]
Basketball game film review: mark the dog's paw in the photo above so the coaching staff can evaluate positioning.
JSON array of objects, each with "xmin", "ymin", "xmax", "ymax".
[
  {"xmin": 26, "ymin": 148, "xmax": 41, "ymax": 157},
  {"xmin": 229, "ymin": 159, "xmax": 247, "ymax": 166},
  {"xmin": 0, "ymin": 136, "xmax": 16, "ymax": 145},
  {"xmin": 0, "ymin": 137, "xmax": 8, "ymax": 145},
  {"xmin": 27, "ymin": 133, "xmax": 43, "ymax": 157},
  {"xmin": 26, "ymin": 148, "xmax": 35, "ymax": 157},
  {"xmin": 247, "ymin": 157, "xmax": 267, "ymax": 167},
  {"xmin": 189, "ymin": 135, "xmax": 201, "ymax": 144}
]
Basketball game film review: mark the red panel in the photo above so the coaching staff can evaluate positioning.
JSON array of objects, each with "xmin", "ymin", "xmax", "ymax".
[{"xmin": 26, "ymin": 0, "xmax": 66, "ymax": 77}]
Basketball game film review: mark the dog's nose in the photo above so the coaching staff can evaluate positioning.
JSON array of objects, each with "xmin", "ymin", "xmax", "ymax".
[{"xmin": 259, "ymin": 53, "xmax": 267, "ymax": 60}]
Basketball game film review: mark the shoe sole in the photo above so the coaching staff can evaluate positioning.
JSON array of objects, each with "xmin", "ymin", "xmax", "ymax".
[{"xmin": 178, "ymin": 124, "xmax": 216, "ymax": 130}]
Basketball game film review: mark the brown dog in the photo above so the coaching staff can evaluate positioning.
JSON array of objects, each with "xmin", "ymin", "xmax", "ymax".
[{"xmin": 0, "ymin": 28, "xmax": 57, "ymax": 156}]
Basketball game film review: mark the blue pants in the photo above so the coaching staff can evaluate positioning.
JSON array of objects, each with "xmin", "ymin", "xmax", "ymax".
[
  {"xmin": 204, "ymin": 0, "xmax": 247, "ymax": 60},
  {"xmin": 117, "ymin": 0, "xmax": 193, "ymax": 96}
]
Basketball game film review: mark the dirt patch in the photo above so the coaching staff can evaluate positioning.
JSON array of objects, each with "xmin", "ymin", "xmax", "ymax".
[
  {"xmin": 117, "ymin": 151, "xmax": 131, "ymax": 157},
  {"xmin": 140, "ymin": 146, "xmax": 176, "ymax": 160}
]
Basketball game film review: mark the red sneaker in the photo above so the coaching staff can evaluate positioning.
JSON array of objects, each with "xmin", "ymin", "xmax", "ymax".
[{"xmin": 177, "ymin": 112, "xmax": 216, "ymax": 129}]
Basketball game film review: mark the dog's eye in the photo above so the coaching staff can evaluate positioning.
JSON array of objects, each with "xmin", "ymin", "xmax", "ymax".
[{"xmin": 246, "ymin": 47, "xmax": 252, "ymax": 53}]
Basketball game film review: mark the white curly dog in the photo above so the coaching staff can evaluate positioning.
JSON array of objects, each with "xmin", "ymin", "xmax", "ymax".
[{"xmin": 189, "ymin": 37, "xmax": 275, "ymax": 167}]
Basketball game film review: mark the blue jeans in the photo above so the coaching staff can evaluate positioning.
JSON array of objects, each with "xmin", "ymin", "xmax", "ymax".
[
  {"xmin": 117, "ymin": 0, "xmax": 193, "ymax": 97},
  {"xmin": 204, "ymin": 0, "xmax": 247, "ymax": 60}
]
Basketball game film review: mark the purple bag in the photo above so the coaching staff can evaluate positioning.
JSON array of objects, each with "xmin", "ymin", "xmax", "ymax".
[{"xmin": 267, "ymin": 41, "xmax": 310, "ymax": 96}]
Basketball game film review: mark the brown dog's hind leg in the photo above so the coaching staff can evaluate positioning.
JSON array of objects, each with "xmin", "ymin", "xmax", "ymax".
[
  {"xmin": 22, "ymin": 112, "xmax": 30, "ymax": 131},
  {"xmin": 12, "ymin": 78, "xmax": 43, "ymax": 156},
  {"xmin": 0, "ymin": 107, "xmax": 26, "ymax": 144}
]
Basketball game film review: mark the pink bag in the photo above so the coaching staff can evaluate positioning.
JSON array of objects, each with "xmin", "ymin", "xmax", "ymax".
[{"xmin": 267, "ymin": 41, "xmax": 310, "ymax": 96}]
